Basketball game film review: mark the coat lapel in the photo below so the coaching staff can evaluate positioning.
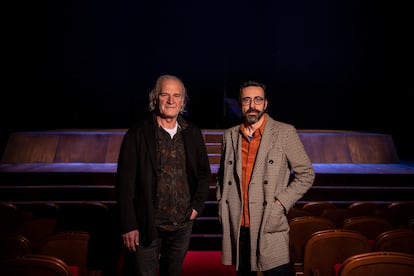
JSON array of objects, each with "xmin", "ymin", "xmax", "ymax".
[
  {"xmin": 230, "ymin": 126, "xmax": 243, "ymax": 184},
  {"xmin": 143, "ymin": 117, "xmax": 157, "ymax": 173},
  {"xmin": 252, "ymin": 117, "xmax": 278, "ymax": 179}
]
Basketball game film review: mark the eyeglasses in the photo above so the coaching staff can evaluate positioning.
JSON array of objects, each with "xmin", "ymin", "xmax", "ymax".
[{"xmin": 241, "ymin": 96, "xmax": 265, "ymax": 105}]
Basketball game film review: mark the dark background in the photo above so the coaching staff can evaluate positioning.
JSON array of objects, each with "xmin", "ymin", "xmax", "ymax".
[{"xmin": 2, "ymin": 0, "xmax": 413, "ymax": 160}]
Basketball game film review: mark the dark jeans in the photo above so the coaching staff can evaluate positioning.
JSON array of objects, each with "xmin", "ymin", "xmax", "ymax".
[
  {"xmin": 238, "ymin": 227, "xmax": 290, "ymax": 276},
  {"xmin": 128, "ymin": 220, "xmax": 193, "ymax": 276}
]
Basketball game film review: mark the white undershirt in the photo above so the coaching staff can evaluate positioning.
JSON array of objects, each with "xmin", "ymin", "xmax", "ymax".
[{"xmin": 162, "ymin": 122, "xmax": 178, "ymax": 138}]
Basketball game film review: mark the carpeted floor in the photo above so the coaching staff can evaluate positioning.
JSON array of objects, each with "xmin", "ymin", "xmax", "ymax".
[{"xmin": 182, "ymin": 251, "xmax": 236, "ymax": 276}]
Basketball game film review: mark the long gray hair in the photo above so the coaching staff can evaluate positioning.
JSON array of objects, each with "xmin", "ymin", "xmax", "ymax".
[{"xmin": 148, "ymin": 75, "xmax": 188, "ymax": 114}]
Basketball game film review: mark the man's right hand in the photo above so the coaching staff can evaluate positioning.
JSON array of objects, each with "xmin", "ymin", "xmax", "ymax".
[{"xmin": 122, "ymin": 230, "xmax": 139, "ymax": 252}]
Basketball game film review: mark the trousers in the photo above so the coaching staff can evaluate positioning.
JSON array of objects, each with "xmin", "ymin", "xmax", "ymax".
[
  {"xmin": 127, "ymin": 220, "xmax": 193, "ymax": 276},
  {"xmin": 237, "ymin": 227, "xmax": 290, "ymax": 276}
]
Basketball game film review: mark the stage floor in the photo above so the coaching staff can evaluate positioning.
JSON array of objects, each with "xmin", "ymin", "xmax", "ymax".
[{"xmin": 1, "ymin": 162, "xmax": 414, "ymax": 175}]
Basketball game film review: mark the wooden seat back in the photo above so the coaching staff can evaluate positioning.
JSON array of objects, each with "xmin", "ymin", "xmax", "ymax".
[
  {"xmin": 302, "ymin": 229, "xmax": 371, "ymax": 276},
  {"xmin": 0, "ymin": 254, "xmax": 73, "ymax": 276},
  {"xmin": 338, "ymin": 251, "xmax": 414, "ymax": 276}
]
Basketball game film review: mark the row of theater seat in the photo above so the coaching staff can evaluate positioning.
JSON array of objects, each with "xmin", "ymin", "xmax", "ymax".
[
  {"xmin": 2, "ymin": 200, "xmax": 413, "ymax": 238},
  {"xmin": 2, "ymin": 233, "xmax": 413, "ymax": 276},
  {"xmin": 0, "ymin": 201, "xmax": 117, "ymax": 231},
  {"xmin": 0, "ymin": 201, "xmax": 235, "ymax": 276},
  {"xmin": 288, "ymin": 201, "xmax": 414, "ymax": 228},
  {"xmin": 298, "ymin": 229, "xmax": 414, "ymax": 276},
  {"xmin": 0, "ymin": 201, "xmax": 122, "ymax": 275},
  {"xmin": 0, "ymin": 232, "xmax": 237, "ymax": 276},
  {"xmin": 286, "ymin": 201, "xmax": 414, "ymax": 276},
  {"xmin": 337, "ymin": 251, "xmax": 414, "ymax": 276},
  {"xmin": 1, "ymin": 200, "xmax": 414, "ymax": 276},
  {"xmin": 0, "ymin": 253, "xmax": 77, "ymax": 276},
  {"xmin": 0, "ymin": 231, "xmax": 106, "ymax": 276}
]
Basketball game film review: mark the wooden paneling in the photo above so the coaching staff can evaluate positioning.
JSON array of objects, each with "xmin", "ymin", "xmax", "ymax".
[
  {"xmin": 0, "ymin": 129, "xmax": 402, "ymax": 165},
  {"xmin": 55, "ymin": 134, "xmax": 109, "ymax": 163},
  {"xmin": 347, "ymin": 134, "xmax": 400, "ymax": 163},
  {"xmin": 1, "ymin": 133, "xmax": 60, "ymax": 163},
  {"xmin": 105, "ymin": 133, "xmax": 124, "ymax": 163},
  {"xmin": 299, "ymin": 130, "xmax": 399, "ymax": 164},
  {"xmin": 300, "ymin": 132, "xmax": 352, "ymax": 163}
]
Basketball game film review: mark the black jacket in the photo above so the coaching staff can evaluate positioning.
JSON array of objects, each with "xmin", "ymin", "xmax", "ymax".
[{"xmin": 116, "ymin": 114, "xmax": 211, "ymax": 246}]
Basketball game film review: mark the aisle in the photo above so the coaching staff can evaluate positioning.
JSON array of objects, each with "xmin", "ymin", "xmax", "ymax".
[{"xmin": 182, "ymin": 251, "xmax": 236, "ymax": 276}]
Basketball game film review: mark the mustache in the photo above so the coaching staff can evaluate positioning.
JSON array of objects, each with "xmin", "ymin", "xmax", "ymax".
[{"xmin": 246, "ymin": 108, "xmax": 260, "ymax": 113}]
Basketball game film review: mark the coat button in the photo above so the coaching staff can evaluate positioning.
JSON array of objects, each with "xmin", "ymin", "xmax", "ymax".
[
  {"xmin": 228, "ymin": 181, "xmax": 232, "ymax": 185},
  {"xmin": 263, "ymin": 201, "xmax": 267, "ymax": 206},
  {"xmin": 269, "ymin": 160, "xmax": 274, "ymax": 164}
]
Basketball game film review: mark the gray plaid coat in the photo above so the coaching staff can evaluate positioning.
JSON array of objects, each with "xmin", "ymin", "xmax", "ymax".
[{"xmin": 216, "ymin": 114, "xmax": 315, "ymax": 271}]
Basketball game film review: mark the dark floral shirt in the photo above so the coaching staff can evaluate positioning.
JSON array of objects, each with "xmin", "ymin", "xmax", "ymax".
[{"xmin": 154, "ymin": 124, "xmax": 191, "ymax": 231}]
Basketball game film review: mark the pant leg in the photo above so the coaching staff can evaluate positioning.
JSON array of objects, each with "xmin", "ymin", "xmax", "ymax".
[
  {"xmin": 158, "ymin": 220, "xmax": 194, "ymax": 276},
  {"xmin": 262, "ymin": 264, "xmax": 290, "ymax": 276},
  {"xmin": 237, "ymin": 227, "xmax": 256, "ymax": 276},
  {"xmin": 129, "ymin": 238, "xmax": 162, "ymax": 276}
]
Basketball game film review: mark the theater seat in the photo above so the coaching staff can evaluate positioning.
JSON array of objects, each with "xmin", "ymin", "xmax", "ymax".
[
  {"xmin": 372, "ymin": 229, "xmax": 414, "ymax": 255},
  {"xmin": 0, "ymin": 254, "xmax": 73, "ymax": 276},
  {"xmin": 320, "ymin": 207, "xmax": 353, "ymax": 228},
  {"xmin": 289, "ymin": 216, "xmax": 337, "ymax": 273},
  {"xmin": 15, "ymin": 217, "xmax": 58, "ymax": 252},
  {"xmin": 302, "ymin": 229, "xmax": 371, "ymax": 276},
  {"xmin": 384, "ymin": 201, "xmax": 414, "ymax": 228},
  {"xmin": 37, "ymin": 231, "xmax": 91, "ymax": 276},
  {"xmin": 0, "ymin": 202, "xmax": 19, "ymax": 234},
  {"xmin": 342, "ymin": 216, "xmax": 393, "ymax": 241},
  {"xmin": 338, "ymin": 251, "xmax": 414, "ymax": 276},
  {"xmin": 286, "ymin": 207, "xmax": 312, "ymax": 221},
  {"xmin": 0, "ymin": 234, "xmax": 33, "ymax": 257},
  {"xmin": 302, "ymin": 201, "xmax": 337, "ymax": 216},
  {"xmin": 348, "ymin": 201, "xmax": 384, "ymax": 217}
]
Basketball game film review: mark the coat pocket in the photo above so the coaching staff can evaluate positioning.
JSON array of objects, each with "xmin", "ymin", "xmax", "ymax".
[{"xmin": 263, "ymin": 202, "xmax": 288, "ymax": 233}]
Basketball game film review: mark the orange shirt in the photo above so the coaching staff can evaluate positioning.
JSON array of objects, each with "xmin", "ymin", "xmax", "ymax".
[{"xmin": 240, "ymin": 115, "xmax": 267, "ymax": 227}]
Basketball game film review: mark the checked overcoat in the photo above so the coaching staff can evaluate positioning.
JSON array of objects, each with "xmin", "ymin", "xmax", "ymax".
[{"xmin": 216, "ymin": 114, "xmax": 315, "ymax": 271}]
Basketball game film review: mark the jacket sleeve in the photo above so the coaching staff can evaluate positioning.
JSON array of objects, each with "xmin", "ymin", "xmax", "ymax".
[
  {"xmin": 116, "ymin": 128, "xmax": 139, "ymax": 234},
  {"xmin": 275, "ymin": 125, "xmax": 315, "ymax": 211},
  {"xmin": 185, "ymin": 124, "xmax": 212, "ymax": 215}
]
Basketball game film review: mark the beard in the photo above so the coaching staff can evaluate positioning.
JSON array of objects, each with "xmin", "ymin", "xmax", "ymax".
[{"xmin": 243, "ymin": 109, "xmax": 265, "ymax": 125}]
